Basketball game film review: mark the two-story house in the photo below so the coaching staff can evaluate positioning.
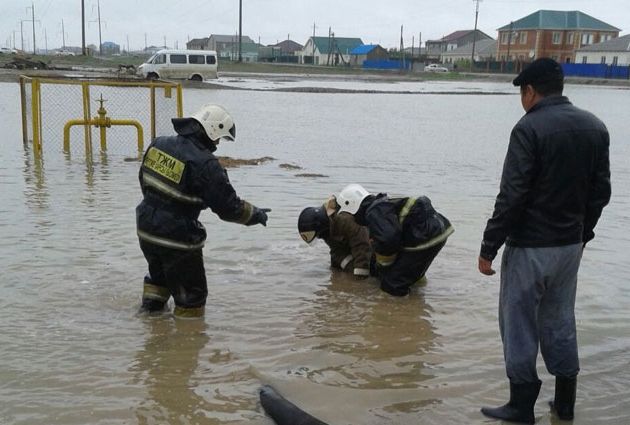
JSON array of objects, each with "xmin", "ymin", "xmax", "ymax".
[{"xmin": 497, "ymin": 10, "xmax": 620, "ymax": 63}]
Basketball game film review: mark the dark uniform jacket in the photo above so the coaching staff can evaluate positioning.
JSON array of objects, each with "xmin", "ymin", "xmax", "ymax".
[
  {"xmin": 136, "ymin": 122, "xmax": 254, "ymax": 250},
  {"xmin": 362, "ymin": 194, "xmax": 454, "ymax": 267},
  {"xmin": 324, "ymin": 212, "xmax": 371, "ymax": 277},
  {"xmin": 481, "ymin": 96, "xmax": 611, "ymax": 261}
]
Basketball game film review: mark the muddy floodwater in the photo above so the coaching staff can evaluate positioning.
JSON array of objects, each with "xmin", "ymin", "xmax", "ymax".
[{"xmin": 1, "ymin": 77, "xmax": 629, "ymax": 425}]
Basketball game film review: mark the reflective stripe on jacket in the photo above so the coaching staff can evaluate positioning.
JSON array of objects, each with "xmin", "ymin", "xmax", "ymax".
[
  {"xmin": 136, "ymin": 131, "xmax": 254, "ymax": 250},
  {"xmin": 365, "ymin": 194, "xmax": 453, "ymax": 266}
]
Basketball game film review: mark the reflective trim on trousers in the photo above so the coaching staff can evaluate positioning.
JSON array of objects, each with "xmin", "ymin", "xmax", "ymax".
[
  {"xmin": 340, "ymin": 254, "xmax": 354, "ymax": 270},
  {"xmin": 376, "ymin": 252, "xmax": 397, "ymax": 267},
  {"xmin": 354, "ymin": 267, "xmax": 370, "ymax": 276},
  {"xmin": 137, "ymin": 230, "xmax": 205, "ymax": 250},
  {"xmin": 143, "ymin": 282, "xmax": 170, "ymax": 302}
]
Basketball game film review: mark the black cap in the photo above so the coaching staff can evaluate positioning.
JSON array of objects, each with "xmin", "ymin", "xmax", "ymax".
[{"xmin": 512, "ymin": 58, "xmax": 563, "ymax": 87}]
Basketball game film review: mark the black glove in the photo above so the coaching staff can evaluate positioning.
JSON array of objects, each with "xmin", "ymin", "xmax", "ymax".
[{"xmin": 248, "ymin": 207, "xmax": 271, "ymax": 226}]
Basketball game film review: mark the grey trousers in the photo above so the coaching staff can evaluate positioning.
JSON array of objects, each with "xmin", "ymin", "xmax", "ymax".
[{"xmin": 499, "ymin": 243, "xmax": 583, "ymax": 384}]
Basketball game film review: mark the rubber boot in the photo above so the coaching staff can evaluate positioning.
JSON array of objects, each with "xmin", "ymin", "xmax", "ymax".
[
  {"xmin": 173, "ymin": 305, "xmax": 205, "ymax": 319},
  {"xmin": 138, "ymin": 277, "xmax": 170, "ymax": 314},
  {"xmin": 549, "ymin": 376, "xmax": 576, "ymax": 420},
  {"xmin": 138, "ymin": 298, "xmax": 167, "ymax": 313},
  {"xmin": 481, "ymin": 380, "xmax": 541, "ymax": 424}
]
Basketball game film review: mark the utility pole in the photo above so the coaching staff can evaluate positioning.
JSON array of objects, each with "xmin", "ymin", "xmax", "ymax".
[
  {"xmin": 506, "ymin": 21, "xmax": 514, "ymax": 62},
  {"xmin": 20, "ymin": 19, "xmax": 39, "ymax": 52},
  {"xmin": 12, "ymin": 30, "xmax": 17, "ymax": 49},
  {"xmin": 470, "ymin": 0, "xmax": 482, "ymax": 71},
  {"xmin": 412, "ymin": 35, "xmax": 415, "ymax": 57},
  {"xmin": 312, "ymin": 22, "xmax": 316, "ymax": 64},
  {"xmin": 400, "ymin": 25, "xmax": 404, "ymax": 70},
  {"xmin": 28, "ymin": 2, "xmax": 36, "ymax": 54},
  {"xmin": 238, "ymin": 0, "xmax": 242, "ymax": 62},
  {"xmin": 20, "ymin": 20, "xmax": 25, "ymax": 51},
  {"xmin": 97, "ymin": 0, "xmax": 102, "ymax": 55},
  {"xmin": 81, "ymin": 0, "xmax": 86, "ymax": 55},
  {"xmin": 326, "ymin": 26, "xmax": 331, "ymax": 65},
  {"xmin": 90, "ymin": 0, "xmax": 104, "ymax": 55}
]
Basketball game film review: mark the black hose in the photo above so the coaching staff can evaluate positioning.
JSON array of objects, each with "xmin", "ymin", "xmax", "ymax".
[{"xmin": 259, "ymin": 385, "xmax": 330, "ymax": 425}]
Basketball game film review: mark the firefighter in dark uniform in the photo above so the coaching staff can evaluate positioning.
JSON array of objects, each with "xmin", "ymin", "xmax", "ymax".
[
  {"xmin": 298, "ymin": 196, "xmax": 371, "ymax": 279},
  {"xmin": 337, "ymin": 184, "xmax": 454, "ymax": 296},
  {"xmin": 136, "ymin": 104, "xmax": 270, "ymax": 318}
]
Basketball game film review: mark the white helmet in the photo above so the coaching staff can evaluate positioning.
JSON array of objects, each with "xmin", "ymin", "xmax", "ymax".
[
  {"xmin": 191, "ymin": 104, "xmax": 236, "ymax": 142},
  {"xmin": 337, "ymin": 184, "xmax": 370, "ymax": 215}
]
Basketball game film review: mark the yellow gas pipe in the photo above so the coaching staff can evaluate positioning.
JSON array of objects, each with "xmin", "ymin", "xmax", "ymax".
[{"xmin": 63, "ymin": 95, "xmax": 144, "ymax": 153}]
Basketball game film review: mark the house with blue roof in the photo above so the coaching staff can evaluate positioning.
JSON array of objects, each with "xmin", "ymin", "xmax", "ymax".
[
  {"xmin": 297, "ymin": 36, "xmax": 363, "ymax": 65},
  {"xmin": 349, "ymin": 44, "xmax": 388, "ymax": 66},
  {"xmin": 497, "ymin": 10, "xmax": 620, "ymax": 63}
]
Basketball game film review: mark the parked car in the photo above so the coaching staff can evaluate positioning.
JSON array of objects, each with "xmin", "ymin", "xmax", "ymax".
[
  {"xmin": 55, "ymin": 49, "xmax": 76, "ymax": 56},
  {"xmin": 424, "ymin": 63, "xmax": 449, "ymax": 73},
  {"xmin": 137, "ymin": 49, "xmax": 219, "ymax": 81},
  {"xmin": 0, "ymin": 47, "xmax": 18, "ymax": 54}
]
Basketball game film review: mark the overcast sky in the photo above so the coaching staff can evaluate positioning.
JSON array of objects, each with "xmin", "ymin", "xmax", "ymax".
[{"xmin": 3, "ymin": 0, "xmax": 628, "ymax": 51}]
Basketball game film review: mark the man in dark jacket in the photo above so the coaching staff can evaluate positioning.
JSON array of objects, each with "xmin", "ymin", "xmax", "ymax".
[
  {"xmin": 298, "ymin": 196, "xmax": 372, "ymax": 279},
  {"xmin": 479, "ymin": 58, "xmax": 611, "ymax": 424},
  {"xmin": 337, "ymin": 184, "xmax": 453, "ymax": 296},
  {"xmin": 136, "ymin": 104, "xmax": 270, "ymax": 319}
]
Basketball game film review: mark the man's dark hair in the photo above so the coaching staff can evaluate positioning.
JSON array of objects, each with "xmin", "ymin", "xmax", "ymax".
[{"xmin": 514, "ymin": 58, "xmax": 564, "ymax": 96}]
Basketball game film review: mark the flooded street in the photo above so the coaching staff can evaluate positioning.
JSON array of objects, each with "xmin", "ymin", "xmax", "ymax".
[{"xmin": 1, "ymin": 77, "xmax": 629, "ymax": 425}]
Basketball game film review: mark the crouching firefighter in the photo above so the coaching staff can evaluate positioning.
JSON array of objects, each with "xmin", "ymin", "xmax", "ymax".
[
  {"xmin": 298, "ymin": 196, "xmax": 372, "ymax": 279},
  {"xmin": 337, "ymin": 184, "xmax": 454, "ymax": 296},
  {"xmin": 136, "ymin": 104, "xmax": 271, "ymax": 318}
]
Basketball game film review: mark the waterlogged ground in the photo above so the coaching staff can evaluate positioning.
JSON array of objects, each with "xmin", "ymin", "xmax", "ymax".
[{"xmin": 1, "ymin": 78, "xmax": 629, "ymax": 425}]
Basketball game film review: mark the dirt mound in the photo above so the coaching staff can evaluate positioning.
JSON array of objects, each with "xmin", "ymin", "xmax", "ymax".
[
  {"xmin": 295, "ymin": 173, "xmax": 328, "ymax": 178},
  {"xmin": 279, "ymin": 163, "xmax": 302, "ymax": 170},
  {"xmin": 217, "ymin": 156, "xmax": 275, "ymax": 168}
]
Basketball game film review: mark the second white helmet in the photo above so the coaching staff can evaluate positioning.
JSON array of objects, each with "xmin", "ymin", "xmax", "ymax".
[
  {"xmin": 191, "ymin": 104, "xmax": 236, "ymax": 142},
  {"xmin": 337, "ymin": 184, "xmax": 370, "ymax": 215}
]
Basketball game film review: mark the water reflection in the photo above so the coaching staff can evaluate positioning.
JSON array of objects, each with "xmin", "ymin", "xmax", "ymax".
[
  {"xmin": 22, "ymin": 151, "xmax": 49, "ymax": 211},
  {"xmin": 132, "ymin": 317, "xmax": 210, "ymax": 425},
  {"xmin": 294, "ymin": 270, "xmax": 437, "ymax": 390}
]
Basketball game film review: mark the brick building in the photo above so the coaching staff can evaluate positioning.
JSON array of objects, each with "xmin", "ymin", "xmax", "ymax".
[{"xmin": 497, "ymin": 10, "xmax": 620, "ymax": 63}]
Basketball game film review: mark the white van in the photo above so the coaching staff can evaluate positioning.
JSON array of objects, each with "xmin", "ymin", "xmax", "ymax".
[{"xmin": 137, "ymin": 49, "xmax": 218, "ymax": 81}]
